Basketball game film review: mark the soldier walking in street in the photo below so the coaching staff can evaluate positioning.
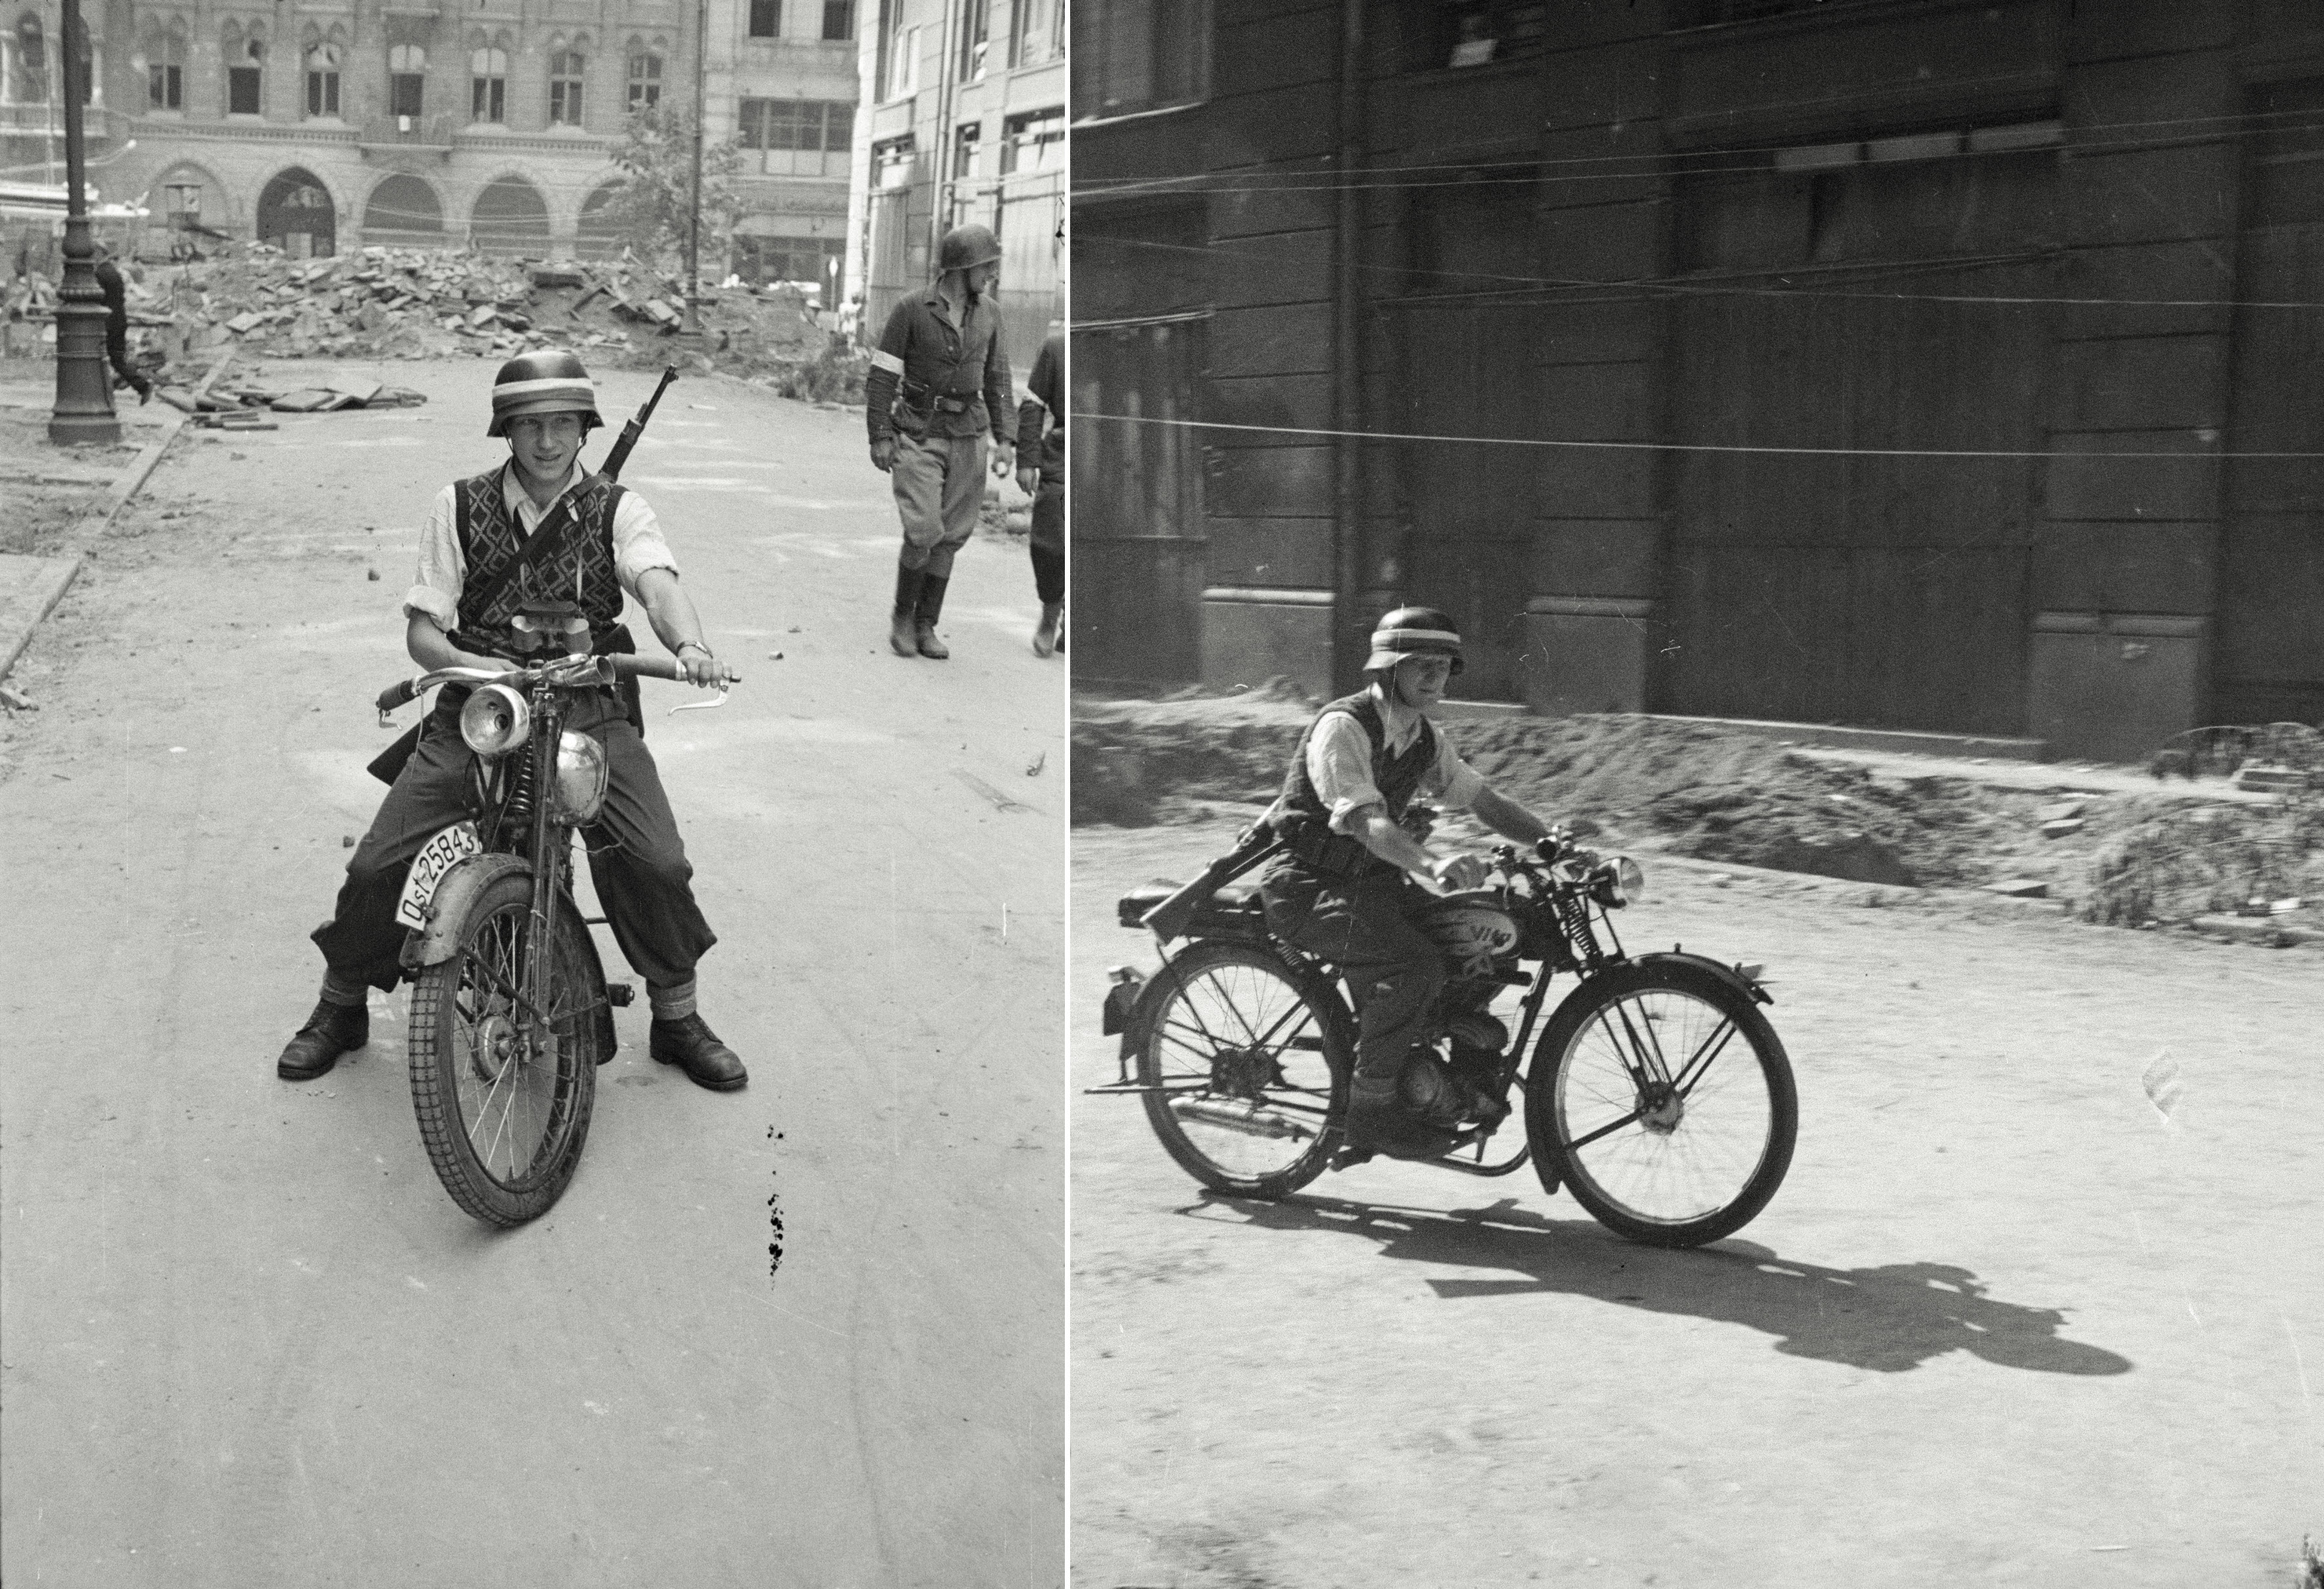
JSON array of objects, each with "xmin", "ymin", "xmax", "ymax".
[
  {"xmin": 273, "ymin": 352, "xmax": 750, "ymax": 1093},
  {"xmin": 863, "ymin": 224, "xmax": 1015, "ymax": 660},
  {"xmin": 1017, "ymin": 324, "xmax": 1064, "ymax": 658}
]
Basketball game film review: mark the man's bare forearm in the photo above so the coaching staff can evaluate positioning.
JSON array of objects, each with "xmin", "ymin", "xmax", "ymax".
[
  {"xmin": 1473, "ymin": 787, "xmax": 1552, "ymax": 846},
  {"xmin": 635, "ymin": 568, "xmax": 707, "ymax": 653}
]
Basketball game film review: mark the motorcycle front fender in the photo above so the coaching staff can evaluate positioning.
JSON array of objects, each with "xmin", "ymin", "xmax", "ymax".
[
  {"xmin": 398, "ymin": 851, "xmax": 531, "ymax": 972},
  {"xmin": 1630, "ymin": 949, "xmax": 1774, "ymax": 1005}
]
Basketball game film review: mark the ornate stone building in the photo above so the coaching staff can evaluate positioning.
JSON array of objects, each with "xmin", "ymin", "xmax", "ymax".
[{"xmin": 1, "ymin": 0, "xmax": 863, "ymax": 277}]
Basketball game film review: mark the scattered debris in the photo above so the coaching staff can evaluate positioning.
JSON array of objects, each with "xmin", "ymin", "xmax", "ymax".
[
  {"xmin": 2041, "ymin": 817, "xmax": 2086, "ymax": 839},
  {"xmin": 1985, "ymin": 878, "xmax": 2049, "ymax": 898},
  {"xmin": 0, "ymin": 684, "xmax": 35, "ymax": 711},
  {"xmin": 1026, "ymin": 750, "xmax": 1046, "ymax": 778}
]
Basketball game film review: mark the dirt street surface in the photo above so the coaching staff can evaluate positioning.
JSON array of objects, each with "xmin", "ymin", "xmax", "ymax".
[
  {"xmin": 1071, "ymin": 817, "xmax": 2321, "ymax": 1589},
  {"xmin": 0, "ymin": 362, "xmax": 1064, "ymax": 1586}
]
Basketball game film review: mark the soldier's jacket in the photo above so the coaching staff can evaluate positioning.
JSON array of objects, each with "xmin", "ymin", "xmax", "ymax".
[
  {"xmin": 1016, "ymin": 328, "xmax": 1063, "ymax": 483},
  {"xmin": 865, "ymin": 286, "xmax": 1014, "ymax": 445}
]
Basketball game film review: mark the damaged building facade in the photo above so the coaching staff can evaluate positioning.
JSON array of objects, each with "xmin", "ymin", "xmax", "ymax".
[
  {"xmin": 1072, "ymin": 0, "xmax": 2324, "ymax": 762},
  {"xmin": 854, "ymin": 0, "xmax": 1063, "ymax": 371},
  {"xmin": 0, "ymin": 0, "xmax": 856, "ymax": 281}
]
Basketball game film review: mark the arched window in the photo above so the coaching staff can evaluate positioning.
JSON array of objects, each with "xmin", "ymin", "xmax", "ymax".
[
  {"xmin": 146, "ymin": 21, "xmax": 185, "ymax": 111},
  {"xmin": 469, "ymin": 44, "xmax": 506, "ymax": 122},
  {"xmin": 364, "ymin": 172, "xmax": 443, "ymax": 247},
  {"xmin": 471, "ymin": 175, "xmax": 550, "ymax": 256},
  {"xmin": 7, "ymin": 13, "xmax": 46, "ymax": 107},
  {"xmin": 576, "ymin": 182, "xmax": 626, "ymax": 259},
  {"xmin": 387, "ymin": 43, "xmax": 425, "ymax": 118},
  {"xmin": 548, "ymin": 43, "xmax": 584, "ymax": 126},
  {"xmin": 625, "ymin": 46, "xmax": 659, "ymax": 109},
  {"xmin": 226, "ymin": 24, "xmax": 264, "ymax": 115},
  {"xmin": 304, "ymin": 37, "xmax": 339, "ymax": 117}
]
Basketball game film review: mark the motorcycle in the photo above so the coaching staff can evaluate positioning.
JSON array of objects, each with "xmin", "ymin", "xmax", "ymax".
[
  {"xmin": 373, "ymin": 601, "xmax": 732, "ymax": 1227},
  {"xmin": 1095, "ymin": 822, "xmax": 1797, "ymax": 1248}
]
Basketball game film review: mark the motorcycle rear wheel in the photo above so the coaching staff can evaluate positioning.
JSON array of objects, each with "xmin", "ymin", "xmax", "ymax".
[
  {"xmin": 408, "ymin": 870, "xmax": 602, "ymax": 1227},
  {"xmin": 1527, "ymin": 960, "xmax": 1795, "ymax": 1248},
  {"xmin": 1130, "ymin": 939, "xmax": 1351, "ymax": 1199}
]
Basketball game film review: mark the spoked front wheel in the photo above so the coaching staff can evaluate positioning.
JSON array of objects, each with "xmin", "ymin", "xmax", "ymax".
[
  {"xmin": 408, "ymin": 871, "xmax": 602, "ymax": 1227},
  {"xmin": 1130, "ymin": 939, "xmax": 1352, "ymax": 1199},
  {"xmin": 1527, "ymin": 960, "xmax": 1795, "ymax": 1247}
]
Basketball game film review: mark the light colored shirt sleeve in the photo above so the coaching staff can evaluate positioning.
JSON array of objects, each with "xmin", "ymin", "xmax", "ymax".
[
  {"xmin": 1307, "ymin": 714, "xmax": 1488, "ymax": 834},
  {"xmin": 404, "ymin": 483, "xmax": 462, "ymax": 630},
  {"xmin": 609, "ymin": 487, "xmax": 678, "ymax": 596},
  {"xmin": 1308, "ymin": 714, "xmax": 1389, "ymax": 835}
]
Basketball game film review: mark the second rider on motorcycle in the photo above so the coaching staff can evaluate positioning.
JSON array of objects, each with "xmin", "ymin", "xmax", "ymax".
[{"xmin": 1257, "ymin": 607, "xmax": 1558, "ymax": 1159}]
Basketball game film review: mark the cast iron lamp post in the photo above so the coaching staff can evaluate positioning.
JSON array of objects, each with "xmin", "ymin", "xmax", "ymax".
[{"xmin": 48, "ymin": 0, "xmax": 118, "ymax": 446}]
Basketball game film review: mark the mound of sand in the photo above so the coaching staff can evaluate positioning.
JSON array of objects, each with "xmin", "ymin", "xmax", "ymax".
[{"xmin": 1073, "ymin": 693, "xmax": 2022, "ymax": 889}]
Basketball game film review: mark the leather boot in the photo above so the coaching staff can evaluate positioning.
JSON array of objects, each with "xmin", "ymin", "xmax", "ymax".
[
  {"xmin": 277, "ymin": 998, "xmax": 369, "ymax": 1081},
  {"xmin": 650, "ymin": 1013, "xmax": 748, "ymax": 1091},
  {"xmin": 890, "ymin": 565, "xmax": 924, "ymax": 657},
  {"xmin": 1032, "ymin": 601, "xmax": 1062, "ymax": 657},
  {"xmin": 914, "ymin": 574, "xmax": 950, "ymax": 660},
  {"xmin": 1343, "ymin": 1072, "xmax": 1458, "ymax": 1161}
]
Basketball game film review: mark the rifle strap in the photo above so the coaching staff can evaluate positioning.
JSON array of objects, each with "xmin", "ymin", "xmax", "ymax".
[{"xmin": 458, "ymin": 473, "xmax": 623, "ymax": 622}]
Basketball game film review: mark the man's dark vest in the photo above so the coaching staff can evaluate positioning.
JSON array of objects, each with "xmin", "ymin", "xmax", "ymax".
[
  {"xmin": 1270, "ymin": 691, "xmax": 1439, "ymax": 879},
  {"xmin": 449, "ymin": 468, "xmax": 627, "ymax": 658}
]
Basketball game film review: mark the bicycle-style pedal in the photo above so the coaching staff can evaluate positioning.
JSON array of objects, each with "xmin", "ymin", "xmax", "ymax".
[
  {"xmin": 605, "ymin": 982, "xmax": 634, "ymax": 1006},
  {"xmin": 1330, "ymin": 1144, "xmax": 1377, "ymax": 1172}
]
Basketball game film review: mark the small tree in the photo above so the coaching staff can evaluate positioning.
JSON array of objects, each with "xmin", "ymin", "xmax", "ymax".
[{"xmin": 600, "ymin": 104, "xmax": 746, "ymax": 277}]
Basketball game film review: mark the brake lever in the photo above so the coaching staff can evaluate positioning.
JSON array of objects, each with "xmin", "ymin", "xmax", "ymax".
[{"xmin": 668, "ymin": 685, "xmax": 730, "ymax": 715}]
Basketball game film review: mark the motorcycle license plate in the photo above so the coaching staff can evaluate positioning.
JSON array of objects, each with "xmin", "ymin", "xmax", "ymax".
[{"xmin": 396, "ymin": 821, "xmax": 482, "ymax": 931}]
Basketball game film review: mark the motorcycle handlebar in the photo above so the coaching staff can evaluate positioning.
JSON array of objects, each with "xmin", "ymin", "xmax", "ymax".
[{"xmin": 374, "ymin": 654, "xmax": 735, "ymax": 715}]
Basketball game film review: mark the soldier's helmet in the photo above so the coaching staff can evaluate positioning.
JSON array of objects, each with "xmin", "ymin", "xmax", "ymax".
[
  {"xmin": 486, "ymin": 349, "xmax": 604, "ymax": 438},
  {"xmin": 936, "ymin": 223, "xmax": 1003, "ymax": 274},
  {"xmin": 1364, "ymin": 606, "xmax": 1465, "ymax": 677}
]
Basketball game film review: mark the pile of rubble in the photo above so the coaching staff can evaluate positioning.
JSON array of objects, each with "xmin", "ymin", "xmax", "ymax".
[
  {"xmin": 154, "ymin": 368, "xmax": 428, "ymax": 430},
  {"xmin": 106, "ymin": 242, "xmax": 847, "ymax": 387}
]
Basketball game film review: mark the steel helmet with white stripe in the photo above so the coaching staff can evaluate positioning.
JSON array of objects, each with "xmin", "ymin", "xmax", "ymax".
[
  {"xmin": 485, "ymin": 350, "xmax": 604, "ymax": 438},
  {"xmin": 1365, "ymin": 605, "xmax": 1465, "ymax": 677}
]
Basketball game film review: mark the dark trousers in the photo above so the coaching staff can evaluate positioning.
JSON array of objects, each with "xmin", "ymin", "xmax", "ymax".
[
  {"xmin": 1260, "ymin": 860, "xmax": 1446, "ymax": 1080},
  {"xmin": 104, "ymin": 311, "xmax": 148, "ymax": 396},
  {"xmin": 1030, "ymin": 538, "xmax": 1063, "ymax": 604},
  {"xmin": 311, "ymin": 691, "xmax": 716, "ymax": 993}
]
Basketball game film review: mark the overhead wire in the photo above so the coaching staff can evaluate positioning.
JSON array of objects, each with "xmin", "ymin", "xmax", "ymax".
[
  {"xmin": 1076, "ymin": 413, "xmax": 2324, "ymax": 462},
  {"xmin": 1066, "ymin": 230, "xmax": 2324, "ymax": 311}
]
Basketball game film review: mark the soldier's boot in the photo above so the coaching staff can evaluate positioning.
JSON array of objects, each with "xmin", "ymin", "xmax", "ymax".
[
  {"xmin": 1342, "ymin": 1068, "xmax": 1459, "ymax": 1163},
  {"xmin": 915, "ymin": 574, "xmax": 951, "ymax": 660},
  {"xmin": 890, "ymin": 565, "xmax": 924, "ymax": 658}
]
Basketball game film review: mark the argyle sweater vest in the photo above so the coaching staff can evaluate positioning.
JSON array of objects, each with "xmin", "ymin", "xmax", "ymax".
[{"xmin": 450, "ymin": 470, "xmax": 627, "ymax": 657}]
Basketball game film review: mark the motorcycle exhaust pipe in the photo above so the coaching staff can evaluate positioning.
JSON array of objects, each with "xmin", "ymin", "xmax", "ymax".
[{"xmin": 1171, "ymin": 1099, "xmax": 1311, "ymax": 1141}]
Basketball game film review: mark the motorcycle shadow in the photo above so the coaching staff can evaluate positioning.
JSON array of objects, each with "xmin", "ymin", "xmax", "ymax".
[{"xmin": 1180, "ymin": 1193, "xmax": 2132, "ymax": 1378}]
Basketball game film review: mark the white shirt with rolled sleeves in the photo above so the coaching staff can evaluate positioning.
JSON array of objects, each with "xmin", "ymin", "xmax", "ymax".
[
  {"xmin": 402, "ymin": 461, "xmax": 680, "ymax": 630},
  {"xmin": 1306, "ymin": 707, "xmax": 1487, "ymax": 836}
]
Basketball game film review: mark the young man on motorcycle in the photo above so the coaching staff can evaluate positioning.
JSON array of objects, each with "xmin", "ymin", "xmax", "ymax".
[
  {"xmin": 1258, "ymin": 607, "xmax": 1557, "ymax": 1158},
  {"xmin": 274, "ymin": 351, "xmax": 750, "ymax": 1092}
]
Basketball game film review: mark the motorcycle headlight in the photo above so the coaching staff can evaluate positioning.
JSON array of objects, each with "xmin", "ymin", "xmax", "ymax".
[
  {"xmin": 551, "ymin": 729, "xmax": 609, "ymax": 823},
  {"xmin": 459, "ymin": 684, "xmax": 530, "ymax": 758},
  {"xmin": 1616, "ymin": 857, "xmax": 1646, "ymax": 901}
]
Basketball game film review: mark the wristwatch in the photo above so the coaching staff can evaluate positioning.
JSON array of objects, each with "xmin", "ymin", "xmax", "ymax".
[{"xmin": 678, "ymin": 641, "xmax": 712, "ymax": 659}]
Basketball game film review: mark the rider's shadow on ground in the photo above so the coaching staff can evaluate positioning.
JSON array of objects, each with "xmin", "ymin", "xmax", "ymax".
[{"xmin": 1188, "ymin": 1193, "xmax": 2131, "ymax": 1378}]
